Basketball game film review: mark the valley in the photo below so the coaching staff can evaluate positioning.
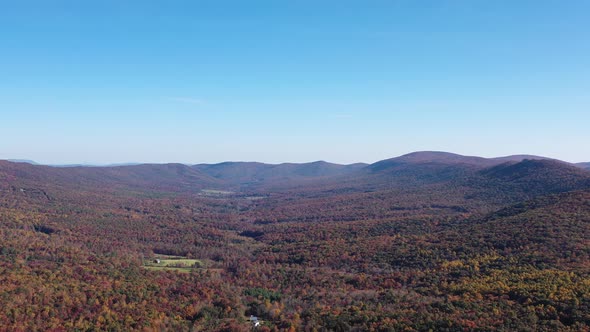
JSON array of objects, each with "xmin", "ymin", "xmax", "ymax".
[{"xmin": 1, "ymin": 152, "xmax": 590, "ymax": 331}]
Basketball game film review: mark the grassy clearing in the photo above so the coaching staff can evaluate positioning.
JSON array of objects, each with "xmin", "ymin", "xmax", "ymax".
[
  {"xmin": 143, "ymin": 266, "xmax": 193, "ymax": 273},
  {"xmin": 200, "ymin": 189, "xmax": 234, "ymax": 196},
  {"xmin": 143, "ymin": 255, "xmax": 205, "ymax": 272},
  {"xmin": 245, "ymin": 196, "xmax": 266, "ymax": 200},
  {"xmin": 154, "ymin": 258, "xmax": 202, "ymax": 267}
]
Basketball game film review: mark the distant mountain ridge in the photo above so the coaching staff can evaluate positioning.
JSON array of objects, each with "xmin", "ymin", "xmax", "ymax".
[
  {"xmin": 0, "ymin": 161, "xmax": 220, "ymax": 195},
  {"xmin": 368, "ymin": 151, "xmax": 554, "ymax": 171},
  {"xmin": 6, "ymin": 159, "xmax": 39, "ymax": 165},
  {"xmin": 2, "ymin": 152, "xmax": 589, "ymax": 200},
  {"xmin": 478, "ymin": 159, "xmax": 590, "ymax": 197},
  {"xmin": 376, "ymin": 151, "xmax": 587, "ymax": 181},
  {"xmin": 6, "ymin": 160, "xmax": 143, "ymax": 167},
  {"xmin": 194, "ymin": 160, "xmax": 367, "ymax": 186},
  {"xmin": 0, "ymin": 151, "xmax": 575, "ymax": 170}
]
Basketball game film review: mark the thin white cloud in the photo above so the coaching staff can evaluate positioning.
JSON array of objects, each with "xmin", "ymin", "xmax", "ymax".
[
  {"xmin": 332, "ymin": 113, "xmax": 353, "ymax": 119},
  {"xmin": 168, "ymin": 97, "xmax": 206, "ymax": 105}
]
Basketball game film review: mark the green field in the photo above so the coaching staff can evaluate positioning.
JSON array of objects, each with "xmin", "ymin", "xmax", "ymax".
[
  {"xmin": 143, "ymin": 255, "xmax": 204, "ymax": 273},
  {"xmin": 143, "ymin": 265, "xmax": 193, "ymax": 273},
  {"xmin": 245, "ymin": 196, "xmax": 266, "ymax": 200},
  {"xmin": 200, "ymin": 189, "xmax": 234, "ymax": 196}
]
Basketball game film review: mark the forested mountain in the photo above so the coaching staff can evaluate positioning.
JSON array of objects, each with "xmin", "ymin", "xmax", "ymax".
[
  {"xmin": 193, "ymin": 161, "xmax": 367, "ymax": 188},
  {"xmin": 0, "ymin": 161, "xmax": 220, "ymax": 195},
  {"xmin": 1, "ymin": 152, "xmax": 590, "ymax": 331},
  {"xmin": 480, "ymin": 159, "xmax": 590, "ymax": 194},
  {"xmin": 6, "ymin": 159, "xmax": 39, "ymax": 165},
  {"xmin": 1, "ymin": 152, "xmax": 579, "ymax": 194},
  {"xmin": 367, "ymin": 151, "xmax": 551, "ymax": 169}
]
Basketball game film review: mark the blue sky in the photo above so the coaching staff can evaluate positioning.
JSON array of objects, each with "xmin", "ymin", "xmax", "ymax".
[{"xmin": 1, "ymin": 1, "xmax": 589, "ymax": 164}]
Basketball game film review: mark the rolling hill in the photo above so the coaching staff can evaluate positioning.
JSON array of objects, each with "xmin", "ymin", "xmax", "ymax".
[
  {"xmin": 317, "ymin": 152, "xmax": 590, "ymax": 196},
  {"xmin": 3, "ymin": 152, "xmax": 588, "ymax": 206},
  {"xmin": 193, "ymin": 160, "xmax": 366, "ymax": 187},
  {"xmin": 367, "ymin": 151, "xmax": 552, "ymax": 170},
  {"xmin": 2, "ymin": 152, "xmax": 590, "ymax": 330},
  {"xmin": 0, "ymin": 161, "xmax": 221, "ymax": 197},
  {"xmin": 244, "ymin": 152, "xmax": 590, "ymax": 223}
]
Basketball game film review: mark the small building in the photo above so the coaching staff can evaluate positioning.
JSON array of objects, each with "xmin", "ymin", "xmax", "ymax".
[
  {"xmin": 249, "ymin": 315, "xmax": 260, "ymax": 327},
  {"xmin": 154, "ymin": 259, "xmax": 161, "ymax": 264}
]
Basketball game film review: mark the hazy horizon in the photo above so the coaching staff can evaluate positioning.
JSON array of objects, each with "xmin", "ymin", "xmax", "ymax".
[
  {"xmin": 3, "ymin": 150, "xmax": 587, "ymax": 167},
  {"xmin": 2, "ymin": 1, "xmax": 589, "ymax": 164}
]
